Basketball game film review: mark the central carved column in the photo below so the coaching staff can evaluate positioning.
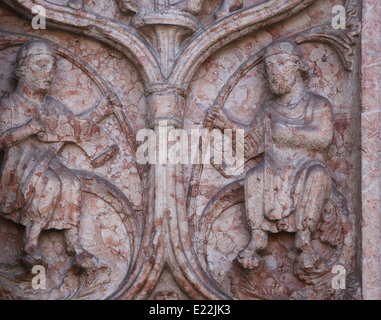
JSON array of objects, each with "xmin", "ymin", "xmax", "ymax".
[
  {"xmin": 132, "ymin": 3, "xmax": 201, "ymax": 79},
  {"xmin": 130, "ymin": 4, "xmax": 229, "ymax": 300},
  {"xmin": 145, "ymin": 84, "xmax": 187, "ymax": 129}
]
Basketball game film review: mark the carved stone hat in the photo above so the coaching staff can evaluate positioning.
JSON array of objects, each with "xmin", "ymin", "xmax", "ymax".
[
  {"xmin": 263, "ymin": 40, "xmax": 303, "ymax": 59},
  {"xmin": 17, "ymin": 40, "xmax": 56, "ymax": 62},
  {"xmin": 14, "ymin": 41, "xmax": 57, "ymax": 80}
]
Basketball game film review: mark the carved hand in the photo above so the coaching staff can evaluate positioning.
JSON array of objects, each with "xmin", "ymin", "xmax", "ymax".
[
  {"xmin": 108, "ymin": 92, "xmax": 123, "ymax": 109},
  {"xmin": 244, "ymin": 128, "xmax": 263, "ymax": 159},
  {"xmin": 205, "ymin": 105, "xmax": 230, "ymax": 130},
  {"xmin": 28, "ymin": 115, "xmax": 46, "ymax": 136},
  {"xmin": 244, "ymin": 132, "xmax": 256, "ymax": 155},
  {"xmin": 76, "ymin": 92, "xmax": 119, "ymax": 123}
]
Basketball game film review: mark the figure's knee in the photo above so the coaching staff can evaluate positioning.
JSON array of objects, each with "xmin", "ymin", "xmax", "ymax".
[
  {"xmin": 306, "ymin": 164, "xmax": 331, "ymax": 187},
  {"xmin": 296, "ymin": 164, "xmax": 332, "ymax": 230},
  {"xmin": 306, "ymin": 164, "xmax": 333, "ymax": 201}
]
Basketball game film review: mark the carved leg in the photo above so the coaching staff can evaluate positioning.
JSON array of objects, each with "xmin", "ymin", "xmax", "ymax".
[
  {"xmin": 294, "ymin": 164, "xmax": 332, "ymax": 277},
  {"xmin": 48, "ymin": 162, "xmax": 99, "ymax": 270},
  {"xmin": 237, "ymin": 229, "xmax": 267, "ymax": 270},
  {"xmin": 22, "ymin": 222, "xmax": 45, "ymax": 267},
  {"xmin": 22, "ymin": 168, "xmax": 60, "ymax": 267},
  {"xmin": 63, "ymin": 226, "xmax": 81, "ymax": 257},
  {"xmin": 49, "ymin": 160, "xmax": 81, "ymax": 257},
  {"xmin": 214, "ymin": 0, "xmax": 243, "ymax": 19},
  {"xmin": 295, "ymin": 164, "xmax": 332, "ymax": 250},
  {"xmin": 236, "ymin": 164, "xmax": 267, "ymax": 270},
  {"xmin": 64, "ymin": 227, "xmax": 89, "ymax": 268},
  {"xmin": 64, "ymin": 226, "xmax": 102, "ymax": 270}
]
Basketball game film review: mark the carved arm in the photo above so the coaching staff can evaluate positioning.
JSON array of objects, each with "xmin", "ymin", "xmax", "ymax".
[
  {"xmin": 0, "ymin": 115, "xmax": 45, "ymax": 150},
  {"xmin": 205, "ymin": 104, "xmax": 265, "ymax": 161},
  {"xmin": 78, "ymin": 92, "xmax": 122, "ymax": 124},
  {"xmin": 272, "ymin": 102, "xmax": 334, "ymax": 151},
  {"xmin": 243, "ymin": 107, "xmax": 265, "ymax": 160},
  {"xmin": 205, "ymin": 105, "xmax": 245, "ymax": 132},
  {"xmin": 244, "ymin": 124, "xmax": 264, "ymax": 160}
]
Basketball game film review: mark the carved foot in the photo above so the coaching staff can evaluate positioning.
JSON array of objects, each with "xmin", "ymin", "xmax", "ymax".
[
  {"xmin": 214, "ymin": 0, "xmax": 243, "ymax": 20},
  {"xmin": 65, "ymin": 242, "xmax": 77, "ymax": 257},
  {"xmin": 74, "ymin": 265, "xmax": 112, "ymax": 299},
  {"xmin": 22, "ymin": 245, "xmax": 47, "ymax": 268},
  {"xmin": 74, "ymin": 251, "xmax": 97, "ymax": 270},
  {"xmin": 68, "ymin": 0, "xmax": 83, "ymax": 11},
  {"xmin": 236, "ymin": 239, "xmax": 265, "ymax": 270},
  {"xmin": 294, "ymin": 250, "xmax": 320, "ymax": 283},
  {"xmin": 298, "ymin": 251, "xmax": 319, "ymax": 269},
  {"xmin": 236, "ymin": 251, "xmax": 265, "ymax": 270},
  {"xmin": 74, "ymin": 250, "xmax": 106, "ymax": 271}
]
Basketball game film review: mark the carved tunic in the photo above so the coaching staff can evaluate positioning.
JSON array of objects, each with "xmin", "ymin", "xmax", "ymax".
[
  {"xmin": 0, "ymin": 92, "xmax": 81, "ymax": 230},
  {"xmin": 245, "ymin": 92, "xmax": 334, "ymax": 222}
]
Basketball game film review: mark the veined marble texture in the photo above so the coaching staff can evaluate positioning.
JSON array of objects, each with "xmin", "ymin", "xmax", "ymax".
[{"xmin": 0, "ymin": 0, "xmax": 378, "ymax": 300}]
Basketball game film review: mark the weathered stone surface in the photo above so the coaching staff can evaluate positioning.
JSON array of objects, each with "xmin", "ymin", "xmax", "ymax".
[{"xmin": 0, "ymin": 0, "xmax": 376, "ymax": 300}]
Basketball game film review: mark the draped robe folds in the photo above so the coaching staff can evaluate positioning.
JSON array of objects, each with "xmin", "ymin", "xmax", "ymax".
[
  {"xmin": 0, "ymin": 92, "xmax": 115, "ymax": 230},
  {"xmin": 244, "ymin": 92, "xmax": 334, "ymax": 231}
]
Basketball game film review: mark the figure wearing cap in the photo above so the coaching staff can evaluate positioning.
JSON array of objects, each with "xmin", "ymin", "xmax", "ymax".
[
  {"xmin": 0, "ymin": 41, "xmax": 121, "ymax": 268},
  {"xmin": 206, "ymin": 40, "xmax": 336, "ymax": 275}
]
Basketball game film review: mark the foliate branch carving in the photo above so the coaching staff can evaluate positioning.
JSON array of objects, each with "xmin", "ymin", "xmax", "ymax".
[
  {"xmin": 291, "ymin": 2, "xmax": 360, "ymax": 71},
  {"xmin": 1, "ymin": 0, "xmax": 321, "ymax": 86}
]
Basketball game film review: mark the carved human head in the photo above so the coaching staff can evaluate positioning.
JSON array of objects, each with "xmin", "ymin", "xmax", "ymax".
[
  {"xmin": 15, "ymin": 41, "xmax": 57, "ymax": 93},
  {"xmin": 263, "ymin": 40, "xmax": 309, "ymax": 96}
]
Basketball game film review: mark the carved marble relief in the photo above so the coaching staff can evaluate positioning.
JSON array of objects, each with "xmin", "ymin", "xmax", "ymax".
[{"xmin": 0, "ymin": 0, "xmax": 364, "ymax": 300}]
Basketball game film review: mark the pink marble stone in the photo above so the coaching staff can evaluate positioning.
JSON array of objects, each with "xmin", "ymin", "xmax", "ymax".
[
  {"xmin": 361, "ymin": 0, "xmax": 381, "ymax": 300},
  {"xmin": 0, "ymin": 0, "xmax": 375, "ymax": 300}
]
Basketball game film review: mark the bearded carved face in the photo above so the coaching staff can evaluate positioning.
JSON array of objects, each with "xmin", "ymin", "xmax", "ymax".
[
  {"xmin": 264, "ymin": 53, "xmax": 301, "ymax": 97},
  {"xmin": 18, "ymin": 53, "xmax": 56, "ymax": 94}
]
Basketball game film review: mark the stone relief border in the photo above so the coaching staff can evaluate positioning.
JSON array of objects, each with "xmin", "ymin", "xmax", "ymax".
[{"xmin": 360, "ymin": 0, "xmax": 381, "ymax": 300}]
